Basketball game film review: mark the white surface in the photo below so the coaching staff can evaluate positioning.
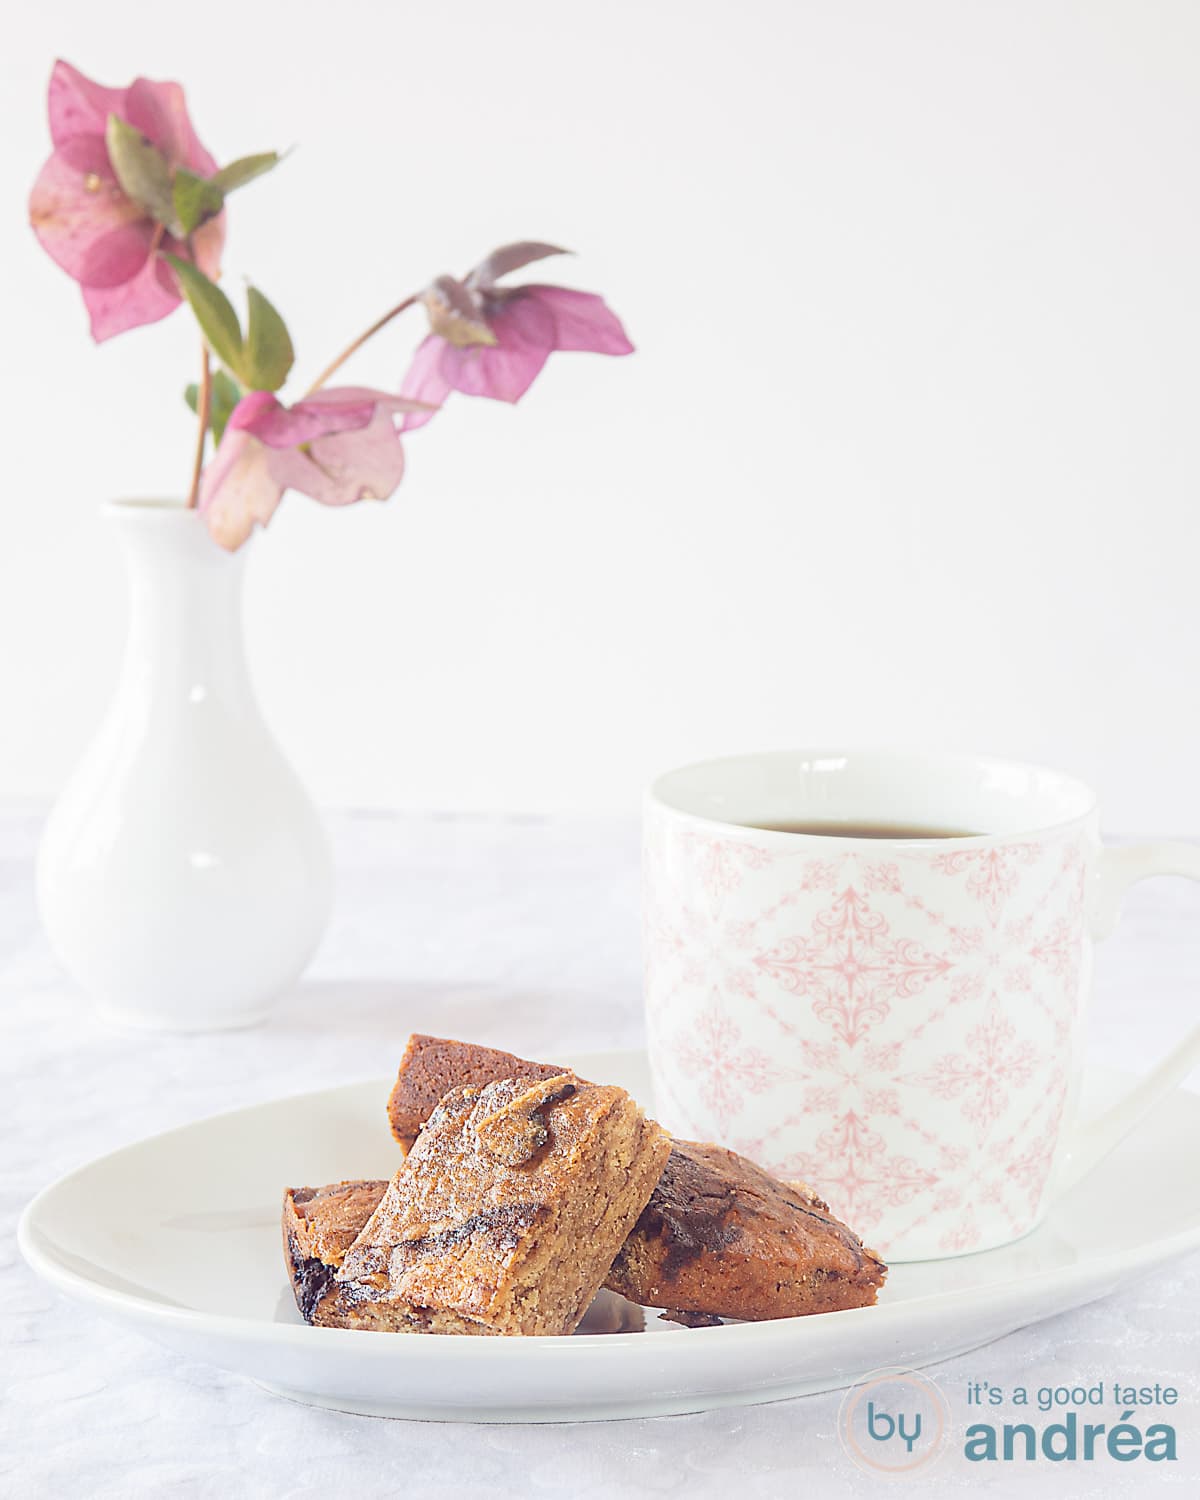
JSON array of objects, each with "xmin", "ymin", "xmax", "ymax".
[
  {"xmin": 37, "ymin": 502, "xmax": 332, "ymax": 1029},
  {"xmin": 18, "ymin": 1053, "xmax": 1200, "ymax": 1423},
  {"xmin": 2, "ymin": 809, "xmax": 1199, "ymax": 1492},
  {"xmin": 5, "ymin": 2, "xmax": 1200, "ymax": 827}
]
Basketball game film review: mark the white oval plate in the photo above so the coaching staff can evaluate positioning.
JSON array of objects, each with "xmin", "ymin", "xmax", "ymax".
[{"xmin": 18, "ymin": 1050, "xmax": 1200, "ymax": 1423}]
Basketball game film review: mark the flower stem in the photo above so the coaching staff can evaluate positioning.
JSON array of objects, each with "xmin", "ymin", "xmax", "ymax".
[
  {"xmin": 186, "ymin": 345, "xmax": 212, "ymax": 510},
  {"xmin": 305, "ymin": 293, "xmax": 419, "ymax": 395}
]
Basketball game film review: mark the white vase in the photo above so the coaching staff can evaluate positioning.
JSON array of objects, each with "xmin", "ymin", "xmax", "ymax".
[{"xmin": 37, "ymin": 499, "xmax": 333, "ymax": 1031}]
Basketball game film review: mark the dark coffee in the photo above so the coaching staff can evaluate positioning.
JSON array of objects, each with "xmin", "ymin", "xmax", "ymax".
[{"xmin": 746, "ymin": 821, "xmax": 980, "ymax": 840}]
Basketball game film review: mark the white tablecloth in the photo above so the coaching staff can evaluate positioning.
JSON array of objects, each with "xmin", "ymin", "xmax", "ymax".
[{"xmin": 3, "ymin": 809, "xmax": 1198, "ymax": 1498}]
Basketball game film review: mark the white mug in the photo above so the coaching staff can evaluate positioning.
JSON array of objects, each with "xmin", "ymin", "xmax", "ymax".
[{"xmin": 643, "ymin": 748, "xmax": 1200, "ymax": 1261}]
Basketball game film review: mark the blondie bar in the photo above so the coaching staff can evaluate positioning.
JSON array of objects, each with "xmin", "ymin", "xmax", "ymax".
[
  {"xmin": 385, "ymin": 1034, "xmax": 887, "ymax": 1321},
  {"xmin": 332, "ymin": 1074, "xmax": 671, "ymax": 1335},
  {"xmin": 282, "ymin": 1179, "xmax": 388, "ymax": 1325}
]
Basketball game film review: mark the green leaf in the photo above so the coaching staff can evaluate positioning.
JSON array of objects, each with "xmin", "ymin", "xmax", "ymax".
[
  {"xmin": 209, "ymin": 370, "xmax": 242, "ymax": 443},
  {"xmin": 185, "ymin": 370, "xmax": 242, "ymax": 445},
  {"xmin": 211, "ymin": 152, "xmax": 283, "ymax": 196},
  {"xmin": 242, "ymin": 285, "xmax": 294, "ymax": 392},
  {"xmin": 164, "ymin": 254, "xmax": 244, "ymax": 374},
  {"xmin": 173, "ymin": 169, "xmax": 225, "ymax": 237},
  {"xmin": 106, "ymin": 115, "xmax": 177, "ymax": 230}
]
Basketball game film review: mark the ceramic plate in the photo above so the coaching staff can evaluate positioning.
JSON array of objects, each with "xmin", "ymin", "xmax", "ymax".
[{"xmin": 18, "ymin": 1051, "xmax": 1200, "ymax": 1423}]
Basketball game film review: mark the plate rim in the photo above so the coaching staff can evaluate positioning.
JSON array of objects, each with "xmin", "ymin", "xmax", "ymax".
[{"xmin": 19, "ymin": 1058, "xmax": 1200, "ymax": 1358}]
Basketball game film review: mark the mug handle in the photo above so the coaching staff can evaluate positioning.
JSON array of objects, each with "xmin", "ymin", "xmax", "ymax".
[{"xmin": 1055, "ymin": 840, "xmax": 1200, "ymax": 1195}]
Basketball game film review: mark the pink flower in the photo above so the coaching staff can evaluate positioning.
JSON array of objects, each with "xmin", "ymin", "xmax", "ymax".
[
  {"xmin": 399, "ymin": 242, "xmax": 633, "ymax": 427},
  {"xmin": 198, "ymin": 387, "xmax": 429, "ymax": 550},
  {"xmin": 28, "ymin": 60, "xmax": 224, "ymax": 341}
]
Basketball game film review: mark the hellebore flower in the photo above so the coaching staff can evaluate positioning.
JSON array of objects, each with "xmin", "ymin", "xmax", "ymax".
[
  {"xmin": 399, "ymin": 242, "xmax": 633, "ymax": 427},
  {"xmin": 29, "ymin": 59, "xmax": 224, "ymax": 341},
  {"xmin": 198, "ymin": 387, "xmax": 429, "ymax": 550}
]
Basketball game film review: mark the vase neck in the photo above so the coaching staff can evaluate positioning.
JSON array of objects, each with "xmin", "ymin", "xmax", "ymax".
[{"xmin": 108, "ymin": 501, "xmax": 252, "ymax": 696}]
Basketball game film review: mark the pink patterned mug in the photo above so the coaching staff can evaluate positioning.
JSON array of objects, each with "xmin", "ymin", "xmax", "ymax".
[{"xmin": 643, "ymin": 749, "xmax": 1200, "ymax": 1260}]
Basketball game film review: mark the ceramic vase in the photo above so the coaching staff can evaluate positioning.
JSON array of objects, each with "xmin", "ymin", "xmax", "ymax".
[{"xmin": 37, "ymin": 500, "xmax": 333, "ymax": 1030}]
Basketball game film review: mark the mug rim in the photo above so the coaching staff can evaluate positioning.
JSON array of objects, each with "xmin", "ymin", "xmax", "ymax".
[{"xmin": 647, "ymin": 746, "xmax": 1100, "ymax": 847}]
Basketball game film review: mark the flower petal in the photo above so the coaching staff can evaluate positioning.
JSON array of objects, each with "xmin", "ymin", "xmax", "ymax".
[
  {"xmin": 300, "ymin": 386, "xmax": 429, "ymax": 415},
  {"xmin": 198, "ymin": 428, "xmax": 285, "ymax": 550},
  {"xmin": 80, "ymin": 223, "xmax": 158, "ymax": 287},
  {"xmin": 81, "ymin": 250, "xmax": 180, "ymax": 341},
  {"xmin": 226, "ymin": 390, "xmax": 283, "ymax": 433},
  {"xmin": 266, "ymin": 408, "xmax": 406, "ymax": 507},
  {"xmin": 521, "ymin": 285, "xmax": 634, "ymax": 354},
  {"xmin": 29, "ymin": 138, "xmax": 151, "ymax": 287},
  {"xmin": 251, "ymin": 398, "xmax": 372, "ymax": 447},
  {"xmin": 440, "ymin": 293, "xmax": 557, "ymax": 403},
  {"xmin": 229, "ymin": 386, "xmax": 410, "ymax": 448},
  {"xmin": 436, "ymin": 342, "xmax": 549, "ymax": 404},
  {"xmin": 398, "ymin": 337, "xmax": 455, "ymax": 429},
  {"xmin": 468, "ymin": 241, "xmax": 569, "ymax": 292},
  {"xmin": 47, "ymin": 60, "xmax": 128, "ymax": 148},
  {"xmin": 78, "ymin": 228, "xmax": 219, "ymax": 343},
  {"xmin": 124, "ymin": 77, "xmax": 218, "ymax": 174}
]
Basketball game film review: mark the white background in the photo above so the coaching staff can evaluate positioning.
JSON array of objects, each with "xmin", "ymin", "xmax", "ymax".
[{"xmin": 3, "ymin": 0, "xmax": 1199, "ymax": 828}]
